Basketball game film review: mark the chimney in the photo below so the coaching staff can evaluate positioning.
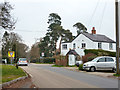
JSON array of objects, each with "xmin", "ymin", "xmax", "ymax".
[{"xmin": 92, "ymin": 27, "xmax": 96, "ymax": 34}]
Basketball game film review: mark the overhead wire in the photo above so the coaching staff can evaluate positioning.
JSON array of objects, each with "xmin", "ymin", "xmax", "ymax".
[
  {"xmin": 98, "ymin": 0, "xmax": 107, "ymax": 31},
  {"xmin": 87, "ymin": 0, "xmax": 100, "ymax": 28}
]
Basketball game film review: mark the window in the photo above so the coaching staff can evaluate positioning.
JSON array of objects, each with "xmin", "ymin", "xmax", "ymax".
[
  {"xmin": 106, "ymin": 58, "xmax": 114, "ymax": 62},
  {"xmin": 62, "ymin": 44, "xmax": 67, "ymax": 50},
  {"xmin": 82, "ymin": 43, "xmax": 86, "ymax": 49},
  {"xmin": 109, "ymin": 43, "xmax": 113, "ymax": 50},
  {"xmin": 98, "ymin": 58, "xmax": 105, "ymax": 62},
  {"xmin": 98, "ymin": 43, "xmax": 102, "ymax": 49},
  {"xmin": 73, "ymin": 43, "xmax": 76, "ymax": 49}
]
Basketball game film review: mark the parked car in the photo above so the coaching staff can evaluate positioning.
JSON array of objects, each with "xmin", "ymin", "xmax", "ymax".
[
  {"xmin": 2, "ymin": 59, "xmax": 7, "ymax": 64},
  {"xmin": 83, "ymin": 56, "xmax": 120, "ymax": 72},
  {"xmin": 17, "ymin": 58, "xmax": 28, "ymax": 66},
  {"xmin": 75, "ymin": 60, "xmax": 83, "ymax": 67}
]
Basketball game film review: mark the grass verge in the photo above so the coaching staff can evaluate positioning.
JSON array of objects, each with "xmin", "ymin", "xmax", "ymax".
[
  {"xmin": 1, "ymin": 64, "xmax": 26, "ymax": 83},
  {"xmin": 113, "ymin": 74, "xmax": 120, "ymax": 77},
  {"xmin": 52, "ymin": 65, "xmax": 65, "ymax": 67}
]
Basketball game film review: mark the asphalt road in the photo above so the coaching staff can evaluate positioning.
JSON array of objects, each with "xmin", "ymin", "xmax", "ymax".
[{"xmin": 21, "ymin": 63, "xmax": 118, "ymax": 88}]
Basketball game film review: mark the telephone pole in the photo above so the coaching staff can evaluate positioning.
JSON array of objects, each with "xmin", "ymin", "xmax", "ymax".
[{"xmin": 115, "ymin": 0, "xmax": 120, "ymax": 74}]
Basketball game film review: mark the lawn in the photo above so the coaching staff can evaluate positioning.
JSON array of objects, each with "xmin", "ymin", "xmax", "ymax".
[{"xmin": 1, "ymin": 64, "xmax": 26, "ymax": 83}]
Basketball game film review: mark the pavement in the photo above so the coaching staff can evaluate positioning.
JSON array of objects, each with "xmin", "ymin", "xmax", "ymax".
[{"xmin": 21, "ymin": 63, "xmax": 118, "ymax": 88}]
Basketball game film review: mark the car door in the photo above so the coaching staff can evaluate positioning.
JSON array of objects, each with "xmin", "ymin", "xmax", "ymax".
[
  {"xmin": 105, "ymin": 57, "xmax": 115, "ymax": 70},
  {"xmin": 96, "ymin": 58, "xmax": 106, "ymax": 70}
]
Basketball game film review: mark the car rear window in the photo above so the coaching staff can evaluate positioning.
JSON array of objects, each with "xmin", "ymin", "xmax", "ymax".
[{"xmin": 19, "ymin": 58, "xmax": 26, "ymax": 61}]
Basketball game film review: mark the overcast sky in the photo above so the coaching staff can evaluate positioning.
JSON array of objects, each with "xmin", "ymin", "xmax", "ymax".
[{"xmin": 1, "ymin": 0, "xmax": 120, "ymax": 48}]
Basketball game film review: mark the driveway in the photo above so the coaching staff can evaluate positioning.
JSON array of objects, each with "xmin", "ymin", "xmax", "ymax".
[{"xmin": 21, "ymin": 63, "xmax": 118, "ymax": 88}]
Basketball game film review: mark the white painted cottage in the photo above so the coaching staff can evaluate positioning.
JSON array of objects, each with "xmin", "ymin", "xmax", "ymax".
[{"xmin": 61, "ymin": 27, "xmax": 116, "ymax": 57}]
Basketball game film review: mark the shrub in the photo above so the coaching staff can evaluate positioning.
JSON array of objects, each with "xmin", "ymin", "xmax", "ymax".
[{"xmin": 79, "ymin": 64, "xmax": 83, "ymax": 70}]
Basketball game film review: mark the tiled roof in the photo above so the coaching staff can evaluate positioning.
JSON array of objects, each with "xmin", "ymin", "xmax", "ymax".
[{"xmin": 82, "ymin": 33, "xmax": 115, "ymax": 43}]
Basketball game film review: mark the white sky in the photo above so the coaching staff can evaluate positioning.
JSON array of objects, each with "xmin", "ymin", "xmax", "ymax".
[{"xmin": 1, "ymin": 0, "xmax": 120, "ymax": 48}]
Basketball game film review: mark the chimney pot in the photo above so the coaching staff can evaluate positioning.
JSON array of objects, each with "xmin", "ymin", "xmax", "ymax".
[{"xmin": 92, "ymin": 27, "xmax": 96, "ymax": 34}]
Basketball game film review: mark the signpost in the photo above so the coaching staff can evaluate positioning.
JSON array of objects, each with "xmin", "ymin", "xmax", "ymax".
[{"xmin": 8, "ymin": 51, "xmax": 15, "ymax": 65}]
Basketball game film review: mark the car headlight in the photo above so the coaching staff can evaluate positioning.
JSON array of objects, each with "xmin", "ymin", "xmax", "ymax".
[{"xmin": 86, "ymin": 64, "xmax": 89, "ymax": 66}]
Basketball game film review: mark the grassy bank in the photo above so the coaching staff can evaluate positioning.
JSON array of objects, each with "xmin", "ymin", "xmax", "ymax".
[{"xmin": 1, "ymin": 65, "xmax": 26, "ymax": 83}]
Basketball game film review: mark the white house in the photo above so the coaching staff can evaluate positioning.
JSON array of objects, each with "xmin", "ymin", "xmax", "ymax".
[{"xmin": 61, "ymin": 27, "xmax": 116, "ymax": 57}]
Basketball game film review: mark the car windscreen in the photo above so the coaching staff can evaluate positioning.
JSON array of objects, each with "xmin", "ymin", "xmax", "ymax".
[{"xmin": 91, "ymin": 58, "xmax": 98, "ymax": 62}]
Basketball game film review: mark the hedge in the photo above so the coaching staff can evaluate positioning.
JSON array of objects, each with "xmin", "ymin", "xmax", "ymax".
[{"xmin": 84, "ymin": 49, "xmax": 116, "ymax": 57}]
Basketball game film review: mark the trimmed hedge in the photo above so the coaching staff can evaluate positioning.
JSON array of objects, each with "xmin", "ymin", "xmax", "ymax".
[
  {"xmin": 37, "ymin": 57, "xmax": 55, "ymax": 63},
  {"xmin": 84, "ymin": 49, "xmax": 116, "ymax": 57}
]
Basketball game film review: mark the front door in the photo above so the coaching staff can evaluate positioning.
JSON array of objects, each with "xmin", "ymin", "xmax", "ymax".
[{"xmin": 68, "ymin": 55, "xmax": 75, "ymax": 66}]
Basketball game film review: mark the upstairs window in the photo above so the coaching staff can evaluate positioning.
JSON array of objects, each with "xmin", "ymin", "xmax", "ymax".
[
  {"xmin": 62, "ymin": 44, "xmax": 67, "ymax": 50},
  {"xmin": 73, "ymin": 43, "xmax": 76, "ymax": 49},
  {"xmin": 109, "ymin": 43, "xmax": 113, "ymax": 50},
  {"xmin": 98, "ymin": 42, "xmax": 102, "ymax": 49},
  {"xmin": 82, "ymin": 43, "xmax": 86, "ymax": 49}
]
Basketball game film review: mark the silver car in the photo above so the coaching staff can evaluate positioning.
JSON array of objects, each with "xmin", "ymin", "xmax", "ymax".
[
  {"xmin": 83, "ymin": 56, "xmax": 120, "ymax": 72},
  {"xmin": 17, "ymin": 58, "xmax": 28, "ymax": 66}
]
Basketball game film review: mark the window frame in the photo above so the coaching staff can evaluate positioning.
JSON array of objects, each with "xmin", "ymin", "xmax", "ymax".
[
  {"xmin": 109, "ymin": 43, "xmax": 113, "ymax": 50},
  {"xmin": 62, "ymin": 44, "xmax": 67, "ymax": 50},
  {"xmin": 82, "ymin": 43, "xmax": 86, "ymax": 49},
  {"xmin": 98, "ymin": 42, "xmax": 102, "ymax": 49},
  {"xmin": 73, "ymin": 43, "xmax": 76, "ymax": 49}
]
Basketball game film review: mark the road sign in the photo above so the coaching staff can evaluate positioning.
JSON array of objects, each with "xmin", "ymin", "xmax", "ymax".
[
  {"xmin": 41, "ymin": 52, "xmax": 44, "ymax": 57},
  {"xmin": 8, "ymin": 51, "xmax": 15, "ymax": 57}
]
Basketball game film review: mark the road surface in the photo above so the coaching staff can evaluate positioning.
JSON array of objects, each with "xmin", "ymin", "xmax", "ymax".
[{"xmin": 21, "ymin": 64, "xmax": 118, "ymax": 88}]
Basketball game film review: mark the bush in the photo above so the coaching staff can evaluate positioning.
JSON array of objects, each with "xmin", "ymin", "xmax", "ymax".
[{"xmin": 79, "ymin": 64, "xmax": 83, "ymax": 70}]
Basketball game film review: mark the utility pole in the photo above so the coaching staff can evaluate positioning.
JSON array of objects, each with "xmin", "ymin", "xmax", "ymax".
[{"xmin": 115, "ymin": 0, "xmax": 120, "ymax": 74}]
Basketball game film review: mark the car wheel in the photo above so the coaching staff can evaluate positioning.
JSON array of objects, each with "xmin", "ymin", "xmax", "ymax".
[{"xmin": 90, "ymin": 67, "xmax": 96, "ymax": 72}]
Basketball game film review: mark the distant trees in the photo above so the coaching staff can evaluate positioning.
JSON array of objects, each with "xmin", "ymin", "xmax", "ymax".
[
  {"xmin": 0, "ymin": 1, "xmax": 16, "ymax": 30},
  {"xmin": 30, "ymin": 42, "xmax": 40, "ymax": 61},
  {"xmin": 2, "ymin": 31, "xmax": 28, "ymax": 62},
  {"xmin": 73, "ymin": 22, "xmax": 87, "ymax": 35}
]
